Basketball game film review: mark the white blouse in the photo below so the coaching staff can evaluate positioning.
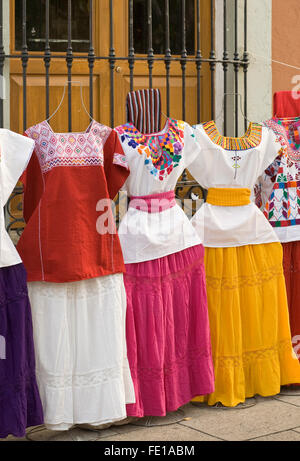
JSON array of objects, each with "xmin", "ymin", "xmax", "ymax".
[
  {"xmin": 189, "ymin": 122, "xmax": 282, "ymax": 248},
  {"xmin": 0, "ymin": 129, "xmax": 34, "ymax": 267},
  {"xmin": 255, "ymin": 118, "xmax": 300, "ymax": 243},
  {"xmin": 115, "ymin": 119, "xmax": 202, "ymax": 264}
]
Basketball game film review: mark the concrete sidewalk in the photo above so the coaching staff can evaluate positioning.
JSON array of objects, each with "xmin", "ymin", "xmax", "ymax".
[{"xmin": 2, "ymin": 388, "xmax": 300, "ymax": 442}]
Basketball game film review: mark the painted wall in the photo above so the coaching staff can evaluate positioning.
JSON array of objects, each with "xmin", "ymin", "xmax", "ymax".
[
  {"xmin": 272, "ymin": 0, "xmax": 300, "ymax": 96},
  {"xmin": 215, "ymin": 0, "xmax": 272, "ymax": 135}
]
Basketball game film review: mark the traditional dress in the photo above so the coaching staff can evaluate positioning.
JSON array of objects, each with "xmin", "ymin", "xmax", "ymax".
[
  {"xmin": 256, "ymin": 117, "xmax": 300, "ymax": 360},
  {"xmin": 0, "ymin": 130, "xmax": 43, "ymax": 439},
  {"xmin": 189, "ymin": 121, "xmax": 300, "ymax": 407},
  {"xmin": 17, "ymin": 120, "xmax": 135, "ymax": 430},
  {"xmin": 115, "ymin": 118, "xmax": 215, "ymax": 418}
]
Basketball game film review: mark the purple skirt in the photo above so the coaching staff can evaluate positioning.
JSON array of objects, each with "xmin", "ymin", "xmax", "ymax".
[
  {"xmin": 0, "ymin": 263, "xmax": 43, "ymax": 439},
  {"xmin": 124, "ymin": 245, "xmax": 215, "ymax": 417}
]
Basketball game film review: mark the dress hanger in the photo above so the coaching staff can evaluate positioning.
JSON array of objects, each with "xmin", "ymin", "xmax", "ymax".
[
  {"xmin": 214, "ymin": 92, "xmax": 260, "ymax": 127},
  {"xmin": 46, "ymin": 80, "xmax": 93, "ymax": 123}
]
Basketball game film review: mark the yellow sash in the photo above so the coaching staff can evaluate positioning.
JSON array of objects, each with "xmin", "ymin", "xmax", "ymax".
[{"xmin": 206, "ymin": 188, "xmax": 251, "ymax": 207}]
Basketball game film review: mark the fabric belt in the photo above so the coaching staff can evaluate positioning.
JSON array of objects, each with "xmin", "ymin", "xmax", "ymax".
[
  {"xmin": 129, "ymin": 191, "xmax": 176, "ymax": 213},
  {"xmin": 206, "ymin": 188, "xmax": 251, "ymax": 207}
]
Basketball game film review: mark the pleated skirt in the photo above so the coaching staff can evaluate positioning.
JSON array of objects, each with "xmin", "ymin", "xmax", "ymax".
[
  {"xmin": 192, "ymin": 242, "xmax": 300, "ymax": 407},
  {"xmin": 282, "ymin": 241, "xmax": 300, "ymax": 361},
  {"xmin": 124, "ymin": 244, "xmax": 215, "ymax": 418},
  {"xmin": 28, "ymin": 273, "xmax": 135, "ymax": 431},
  {"xmin": 0, "ymin": 263, "xmax": 43, "ymax": 439}
]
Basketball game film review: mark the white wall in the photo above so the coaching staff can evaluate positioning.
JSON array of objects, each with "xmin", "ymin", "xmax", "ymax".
[
  {"xmin": 215, "ymin": 0, "xmax": 272, "ymax": 136},
  {"xmin": 241, "ymin": 0, "xmax": 272, "ymax": 124}
]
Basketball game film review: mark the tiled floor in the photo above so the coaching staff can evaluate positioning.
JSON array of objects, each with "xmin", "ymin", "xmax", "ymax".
[{"xmin": 2, "ymin": 388, "xmax": 300, "ymax": 442}]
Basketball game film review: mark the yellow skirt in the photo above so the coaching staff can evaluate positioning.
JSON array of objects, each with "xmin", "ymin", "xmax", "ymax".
[{"xmin": 193, "ymin": 242, "xmax": 300, "ymax": 407}]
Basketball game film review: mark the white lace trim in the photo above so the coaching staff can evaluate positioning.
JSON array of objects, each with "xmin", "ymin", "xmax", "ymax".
[
  {"xmin": 36, "ymin": 363, "xmax": 130, "ymax": 389},
  {"xmin": 28, "ymin": 273, "xmax": 124, "ymax": 299}
]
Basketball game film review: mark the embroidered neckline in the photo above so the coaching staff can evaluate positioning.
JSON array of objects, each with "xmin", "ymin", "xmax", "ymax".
[
  {"xmin": 270, "ymin": 117, "xmax": 300, "ymax": 163},
  {"xmin": 202, "ymin": 120, "xmax": 262, "ymax": 151},
  {"xmin": 116, "ymin": 118, "xmax": 185, "ymax": 181},
  {"xmin": 43, "ymin": 119, "xmax": 96, "ymax": 136},
  {"xmin": 126, "ymin": 118, "xmax": 170, "ymax": 137},
  {"xmin": 27, "ymin": 120, "xmax": 111, "ymax": 173}
]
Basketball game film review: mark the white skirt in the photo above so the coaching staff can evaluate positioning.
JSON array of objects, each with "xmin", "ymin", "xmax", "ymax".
[{"xmin": 28, "ymin": 273, "xmax": 135, "ymax": 431}]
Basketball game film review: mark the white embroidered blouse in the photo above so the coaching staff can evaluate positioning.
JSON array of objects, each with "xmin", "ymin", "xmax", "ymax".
[
  {"xmin": 189, "ymin": 121, "xmax": 283, "ymax": 248},
  {"xmin": 0, "ymin": 129, "xmax": 34, "ymax": 267},
  {"xmin": 255, "ymin": 117, "xmax": 300, "ymax": 243},
  {"xmin": 115, "ymin": 118, "xmax": 202, "ymax": 264}
]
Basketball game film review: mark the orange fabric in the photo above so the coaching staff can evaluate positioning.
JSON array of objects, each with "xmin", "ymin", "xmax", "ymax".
[
  {"xmin": 17, "ymin": 130, "xmax": 129, "ymax": 283},
  {"xmin": 206, "ymin": 188, "xmax": 251, "ymax": 207}
]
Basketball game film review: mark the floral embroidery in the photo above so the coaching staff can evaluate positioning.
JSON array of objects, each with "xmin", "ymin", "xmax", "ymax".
[
  {"xmin": 27, "ymin": 121, "xmax": 111, "ymax": 173},
  {"xmin": 265, "ymin": 118, "xmax": 299, "ymax": 163},
  {"xmin": 231, "ymin": 154, "xmax": 241, "ymax": 171},
  {"xmin": 116, "ymin": 118, "xmax": 185, "ymax": 181},
  {"xmin": 259, "ymin": 118, "xmax": 300, "ymax": 228},
  {"xmin": 254, "ymin": 183, "xmax": 262, "ymax": 209},
  {"xmin": 265, "ymin": 155, "xmax": 281, "ymax": 183}
]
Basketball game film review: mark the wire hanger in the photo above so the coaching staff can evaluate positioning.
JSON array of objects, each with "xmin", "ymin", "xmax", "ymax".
[
  {"xmin": 46, "ymin": 80, "xmax": 93, "ymax": 123},
  {"xmin": 214, "ymin": 92, "xmax": 259, "ymax": 126}
]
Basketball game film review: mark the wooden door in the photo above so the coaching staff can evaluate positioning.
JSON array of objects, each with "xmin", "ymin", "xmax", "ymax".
[
  {"xmin": 10, "ymin": 0, "xmax": 104, "ymax": 133},
  {"xmin": 8, "ymin": 0, "xmax": 211, "ymax": 230},
  {"xmin": 112, "ymin": 0, "xmax": 212, "ymax": 126},
  {"xmin": 10, "ymin": 0, "xmax": 211, "ymax": 132}
]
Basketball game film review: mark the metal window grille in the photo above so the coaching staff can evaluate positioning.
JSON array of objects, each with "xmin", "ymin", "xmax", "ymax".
[{"xmin": 1, "ymin": 0, "xmax": 249, "ymax": 236}]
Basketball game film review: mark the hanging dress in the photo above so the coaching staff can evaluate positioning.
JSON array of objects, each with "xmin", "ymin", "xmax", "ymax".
[
  {"xmin": 189, "ymin": 121, "xmax": 300, "ymax": 407},
  {"xmin": 256, "ymin": 116, "xmax": 300, "ymax": 362},
  {"xmin": 0, "ymin": 129, "xmax": 43, "ymax": 439},
  {"xmin": 115, "ymin": 118, "xmax": 215, "ymax": 418},
  {"xmin": 16, "ymin": 120, "xmax": 135, "ymax": 430}
]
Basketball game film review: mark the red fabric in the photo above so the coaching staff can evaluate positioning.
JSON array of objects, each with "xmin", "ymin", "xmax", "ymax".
[
  {"xmin": 273, "ymin": 91, "xmax": 300, "ymax": 117},
  {"xmin": 283, "ymin": 241, "xmax": 300, "ymax": 364},
  {"xmin": 124, "ymin": 245, "xmax": 214, "ymax": 417},
  {"xmin": 17, "ymin": 130, "xmax": 129, "ymax": 283},
  {"xmin": 20, "ymin": 133, "xmax": 44, "ymax": 224},
  {"xmin": 104, "ymin": 130, "xmax": 129, "ymax": 200}
]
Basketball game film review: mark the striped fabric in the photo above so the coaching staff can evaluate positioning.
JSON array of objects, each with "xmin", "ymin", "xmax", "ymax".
[
  {"xmin": 202, "ymin": 120, "xmax": 262, "ymax": 151},
  {"xmin": 126, "ymin": 89, "xmax": 161, "ymax": 134}
]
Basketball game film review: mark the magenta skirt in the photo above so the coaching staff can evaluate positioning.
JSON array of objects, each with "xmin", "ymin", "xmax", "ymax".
[{"xmin": 124, "ymin": 244, "xmax": 214, "ymax": 417}]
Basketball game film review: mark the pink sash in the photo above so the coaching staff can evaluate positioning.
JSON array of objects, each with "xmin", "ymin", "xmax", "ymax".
[{"xmin": 129, "ymin": 191, "xmax": 176, "ymax": 213}]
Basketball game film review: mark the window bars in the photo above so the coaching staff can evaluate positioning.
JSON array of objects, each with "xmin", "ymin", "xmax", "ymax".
[{"xmin": 1, "ymin": 0, "xmax": 249, "ymax": 234}]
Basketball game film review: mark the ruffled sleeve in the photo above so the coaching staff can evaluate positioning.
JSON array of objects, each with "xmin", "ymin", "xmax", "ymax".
[
  {"xmin": 183, "ymin": 122, "xmax": 202, "ymax": 168},
  {"xmin": 258, "ymin": 127, "xmax": 287, "ymax": 177},
  {"xmin": 103, "ymin": 129, "xmax": 130, "ymax": 199},
  {"xmin": 20, "ymin": 140, "xmax": 44, "ymax": 224},
  {"xmin": 0, "ymin": 129, "xmax": 35, "ymax": 206},
  {"xmin": 253, "ymin": 124, "xmax": 288, "ymax": 212},
  {"xmin": 186, "ymin": 124, "xmax": 214, "ymax": 189}
]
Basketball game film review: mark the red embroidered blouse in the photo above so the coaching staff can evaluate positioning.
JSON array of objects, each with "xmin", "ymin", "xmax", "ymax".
[{"xmin": 17, "ymin": 120, "xmax": 129, "ymax": 283}]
